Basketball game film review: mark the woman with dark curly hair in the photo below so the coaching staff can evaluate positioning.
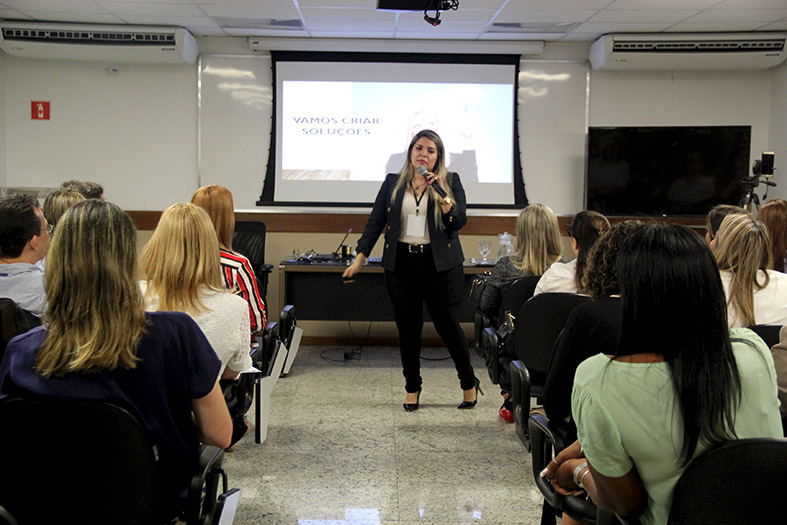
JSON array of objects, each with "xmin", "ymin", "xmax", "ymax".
[{"xmin": 543, "ymin": 220, "xmax": 642, "ymax": 436}]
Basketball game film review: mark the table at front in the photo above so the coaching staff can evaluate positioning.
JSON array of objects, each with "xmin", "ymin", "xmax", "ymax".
[{"xmin": 278, "ymin": 260, "xmax": 489, "ymax": 322}]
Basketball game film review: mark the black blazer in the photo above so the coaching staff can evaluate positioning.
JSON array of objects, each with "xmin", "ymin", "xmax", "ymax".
[{"xmin": 356, "ymin": 172, "xmax": 467, "ymax": 272}]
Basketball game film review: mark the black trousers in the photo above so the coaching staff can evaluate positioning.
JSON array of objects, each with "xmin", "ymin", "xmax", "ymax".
[{"xmin": 385, "ymin": 243, "xmax": 476, "ymax": 393}]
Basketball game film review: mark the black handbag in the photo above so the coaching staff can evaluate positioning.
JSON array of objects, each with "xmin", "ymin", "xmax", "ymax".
[{"xmin": 468, "ymin": 272, "xmax": 490, "ymax": 306}]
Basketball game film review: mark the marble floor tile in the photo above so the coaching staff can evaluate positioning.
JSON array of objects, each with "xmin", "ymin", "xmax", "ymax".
[{"xmin": 223, "ymin": 345, "xmax": 546, "ymax": 524}]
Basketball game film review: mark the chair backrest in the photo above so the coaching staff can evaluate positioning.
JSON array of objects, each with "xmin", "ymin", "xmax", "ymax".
[
  {"xmin": 0, "ymin": 398, "xmax": 163, "ymax": 525},
  {"xmin": 747, "ymin": 324, "xmax": 781, "ymax": 349},
  {"xmin": 232, "ymin": 220, "xmax": 267, "ymax": 272},
  {"xmin": 498, "ymin": 275, "xmax": 542, "ymax": 321},
  {"xmin": 514, "ymin": 293, "xmax": 590, "ymax": 378},
  {"xmin": 668, "ymin": 438, "xmax": 787, "ymax": 524},
  {"xmin": 0, "ymin": 298, "xmax": 41, "ymax": 359}
]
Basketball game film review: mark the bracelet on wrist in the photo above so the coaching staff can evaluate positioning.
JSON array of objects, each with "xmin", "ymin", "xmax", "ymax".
[
  {"xmin": 578, "ymin": 468, "xmax": 591, "ymax": 489},
  {"xmin": 572, "ymin": 461, "xmax": 588, "ymax": 488}
]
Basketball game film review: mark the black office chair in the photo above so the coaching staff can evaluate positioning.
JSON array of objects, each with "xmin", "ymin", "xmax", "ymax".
[
  {"xmin": 510, "ymin": 292, "xmax": 590, "ymax": 449},
  {"xmin": 232, "ymin": 220, "xmax": 273, "ymax": 299},
  {"xmin": 668, "ymin": 438, "xmax": 787, "ymax": 524},
  {"xmin": 477, "ymin": 276, "xmax": 542, "ymax": 384},
  {"xmin": 747, "ymin": 324, "xmax": 781, "ymax": 348},
  {"xmin": 0, "ymin": 297, "xmax": 41, "ymax": 361},
  {"xmin": 0, "ymin": 398, "xmax": 236, "ymax": 525}
]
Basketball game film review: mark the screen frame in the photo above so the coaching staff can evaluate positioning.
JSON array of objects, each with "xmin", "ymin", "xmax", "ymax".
[
  {"xmin": 257, "ymin": 50, "xmax": 527, "ymax": 209},
  {"xmin": 584, "ymin": 125, "xmax": 752, "ymax": 218}
]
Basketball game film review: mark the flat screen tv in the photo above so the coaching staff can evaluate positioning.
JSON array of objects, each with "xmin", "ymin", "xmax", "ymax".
[{"xmin": 585, "ymin": 126, "xmax": 751, "ymax": 217}]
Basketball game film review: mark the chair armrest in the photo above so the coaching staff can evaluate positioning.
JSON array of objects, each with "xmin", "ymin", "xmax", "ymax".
[
  {"xmin": 529, "ymin": 413, "xmax": 598, "ymax": 523},
  {"xmin": 510, "ymin": 360, "xmax": 530, "ymax": 413},
  {"xmin": 183, "ymin": 445, "xmax": 225, "ymax": 524}
]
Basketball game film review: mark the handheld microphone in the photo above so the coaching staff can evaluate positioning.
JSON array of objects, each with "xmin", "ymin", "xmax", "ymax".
[{"xmin": 417, "ymin": 165, "xmax": 452, "ymax": 204}]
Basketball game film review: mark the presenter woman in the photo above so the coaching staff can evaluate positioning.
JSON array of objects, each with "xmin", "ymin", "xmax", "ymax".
[{"xmin": 343, "ymin": 129, "xmax": 480, "ymax": 411}]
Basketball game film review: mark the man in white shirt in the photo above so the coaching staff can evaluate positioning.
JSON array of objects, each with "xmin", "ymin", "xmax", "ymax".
[{"xmin": 0, "ymin": 194, "xmax": 50, "ymax": 316}]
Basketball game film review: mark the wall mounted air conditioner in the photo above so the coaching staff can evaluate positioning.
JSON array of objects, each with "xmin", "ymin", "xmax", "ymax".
[
  {"xmin": 590, "ymin": 33, "xmax": 787, "ymax": 71},
  {"xmin": 0, "ymin": 22, "xmax": 198, "ymax": 65}
]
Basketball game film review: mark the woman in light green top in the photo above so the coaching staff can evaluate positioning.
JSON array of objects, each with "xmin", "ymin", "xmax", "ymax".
[{"xmin": 542, "ymin": 223, "xmax": 782, "ymax": 525}]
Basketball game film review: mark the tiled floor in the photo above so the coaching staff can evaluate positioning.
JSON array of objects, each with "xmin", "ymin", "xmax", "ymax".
[{"xmin": 223, "ymin": 344, "xmax": 548, "ymax": 524}]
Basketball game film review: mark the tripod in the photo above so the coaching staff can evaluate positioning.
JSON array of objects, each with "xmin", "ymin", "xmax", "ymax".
[{"xmin": 738, "ymin": 177, "xmax": 761, "ymax": 212}]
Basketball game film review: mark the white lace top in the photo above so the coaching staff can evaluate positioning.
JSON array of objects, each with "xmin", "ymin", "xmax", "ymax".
[{"xmin": 140, "ymin": 282, "xmax": 252, "ymax": 374}]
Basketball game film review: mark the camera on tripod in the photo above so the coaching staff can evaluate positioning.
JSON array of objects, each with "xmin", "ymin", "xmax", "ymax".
[{"xmin": 739, "ymin": 151, "xmax": 776, "ymax": 211}]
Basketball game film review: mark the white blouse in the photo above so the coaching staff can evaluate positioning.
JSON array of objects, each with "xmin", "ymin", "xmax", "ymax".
[
  {"xmin": 140, "ymin": 282, "xmax": 252, "ymax": 374},
  {"xmin": 720, "ymin": 269, "xmax": 787, "ymax": 329},
  {"xmin": 534, "ymin": 258, "xmax": 578, "ymax": 295}
]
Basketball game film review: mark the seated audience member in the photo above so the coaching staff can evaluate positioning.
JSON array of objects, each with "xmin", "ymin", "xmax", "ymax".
[
  {"xmin": 0, "ymin": 194, "xmax": 49, "ymax": 316},
  {"xmin": 714, "ymin": 214, "xmax": 787, "ymax": 328},
  {"xmin": 543, "ymin": 223, "xmax": 782, "ymax": 525},
  {"xmin": 705, "ymin": 203, "xmax": 750, "ymax": 248},
  {"xmin": 479, "ymin": 203, "xmax": 563, "ymax": 319},
  {"xmin": 39, "ymin": 187, "xmax": 85, "ymax": 269},
  {"xmin": 758, "ymin": 198, "xmax": 787, "ymax": 272},
  {"xmin": 140, "ymin": 203, "xmax": 252, "ymax": 379},
  {"xmin": 534, "ymin": 210, "xmax": 609, "ymax": 295},
  {"xmin": 542, "ymin": 220, "xmax": 641, "ymax": 436},
  {"xmin": 141, "ymin": 203, "xmax": 253, "ymax": 448},
  {"xmin": 0, "ymin": 200, "xmax": 231, "ymax": 519},
  {"xmin": 191, "ymin": 185, "xmax": 266, "ymax": 335},
  {"xmin": 60, "ymin": 179, "xmax": 105, "ymax": 200}
]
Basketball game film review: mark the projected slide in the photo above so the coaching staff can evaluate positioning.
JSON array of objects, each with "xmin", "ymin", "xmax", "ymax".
[{"xmin": 271, "ymin": 57, "xmax": 519, "ymax": 206}]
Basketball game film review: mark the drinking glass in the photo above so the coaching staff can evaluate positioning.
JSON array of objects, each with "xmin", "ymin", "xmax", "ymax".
[{"xmin": 478, "ymin": 239, "xmax": 492, "ymax": 263}]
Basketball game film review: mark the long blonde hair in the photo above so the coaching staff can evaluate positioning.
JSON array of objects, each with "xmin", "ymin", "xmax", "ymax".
[
  {"xmin": 140, "ymin": 203, "xmax": 224, "ymax": 315},
  {"xmin": 510, "ymin": 204, "xmax": 561, "ymax": 275},
  {"xmin": 37, "ymin": 200, "xmax": 147, "ymax": 377},
  {"xmin": 715, "ymin": 213, "xmax": 773, "ymax": 327},
  {"xmin": 190, "ymin": 185, "xmax": 235, "ymax": 250},
  {"xmin": 391, "ymin": 129, "xmax": 455, "ymax": 230}
]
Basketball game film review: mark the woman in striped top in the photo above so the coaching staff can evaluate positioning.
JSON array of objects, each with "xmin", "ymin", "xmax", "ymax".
[{"xmin": 191, "ymin": 185, "xmax": 266, "ymax": 334}]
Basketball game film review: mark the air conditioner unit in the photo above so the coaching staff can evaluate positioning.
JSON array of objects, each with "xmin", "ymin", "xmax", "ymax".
[
  {"xmin": 0, "ymin": 22, "xmax": 198, "ymax": 65},
  {"xmin": 590, "ymin": 33, "xmax": 787, "ymax": 71}
]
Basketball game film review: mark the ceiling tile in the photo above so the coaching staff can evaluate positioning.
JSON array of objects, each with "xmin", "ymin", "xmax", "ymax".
[
  {"xmin": 198, "ymin": 5, "xmax": 299, "ymax": 18},
  {"xmin": 0, "ymin": 9, "xmax": 32, "ymax": 20},
  {"xmin": 492, "ymin": 9, "xmax": 599, "ymax": 24},
  {"xmin": 1, "ymin": 0, "xmax": 104, "ymax": 10},
  {"xmin": 607, "ymin": 0, "xmax": 718, "ymax": 8},
  {"xmin": 21, "ymin": 11, "xmax": 126, "ymax": 24},
  {"xmin": 96, "ymin": 2, "xmax": 205, "ymax": 17},
  {"xmin": 590, "ymin": 10, "xmax": 700, "ymax": 24},
  {"xmin": 687, "ymin": 9, "xmax": 787, "ymax": 23},
  {"xmin": 715, "ymin": 0, "xmax": 787, "ymax": 8},
  {"xmin": 572, "ymin": 21, "xmax": 674, "ymax": 34}
]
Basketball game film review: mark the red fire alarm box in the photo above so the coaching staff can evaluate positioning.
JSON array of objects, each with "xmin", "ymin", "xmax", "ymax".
[{"xmin": 31, "ymin": 101, "xmax": 50, "ymax": 120}]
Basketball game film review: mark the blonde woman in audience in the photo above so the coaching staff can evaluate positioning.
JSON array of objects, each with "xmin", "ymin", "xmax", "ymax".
[
  {"xmin": 757, "ymin": 198, "xmax": 787, "ymax": 272},
  {"xmin": 42, "ymin": 187, "xmax": 85, "ymax": 231},
  {"xmin": 0, "ymin": 200, "xmax": 231, "ymax": 520},
  {"xmin": 140, "ymin": 203, "xmax": 252, "ymax": 380},
  {"xmin": 534, "ymin": 210, "xmax": 609, "ymax": 295},
  {"xmin": 141, "ymin": 203, "xmax": 253, "ymax": 449},
  {"xmin": 38, "ymin": 187, "xmax": 85, "ymax": 270},
  {"xmin": 715, "ymin": 213, "xmax": 787, "ymax": 328},
  {"xmin": 479, "ymin": 203, "xmax": 563, "ymax": 317},
  {"xmin": 191, "ymin": 185, "xmax": 266, "ymax": 335},
  {"xmin": 704, "ymin": 203, "xmax": 750, "ymax": 248}
]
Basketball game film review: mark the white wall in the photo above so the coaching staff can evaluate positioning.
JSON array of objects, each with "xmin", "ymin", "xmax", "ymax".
[
  {"xmin": 0, "ymin": 51, "xmax": 6, "ymax": 191},
  {"xmin": 769, "ymin": 60, "xmax": 787, "ymax": 200},
  {"xmin": 3, "ymin": 55, "xmax": 198, "ymax": 209},
  {"xmin": 1, "ymin": 37, "xmax": 785, "ymax": 212}
]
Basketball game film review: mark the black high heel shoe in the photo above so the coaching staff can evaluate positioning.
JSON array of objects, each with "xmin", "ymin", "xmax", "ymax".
[
  {"xmin": 403, "ymin": 388, "xmax": 422, "ymax": 412},
  {"xmin": 457, "ymin": 378, "xmax": 484, "ymax": 409}
]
